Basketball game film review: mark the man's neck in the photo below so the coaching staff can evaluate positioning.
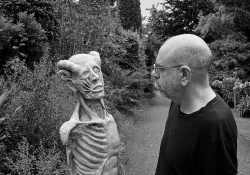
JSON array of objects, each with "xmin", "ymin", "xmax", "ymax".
[{"xmin": 179, "ymin": 86, "xmax": 216, "ymax": 114}]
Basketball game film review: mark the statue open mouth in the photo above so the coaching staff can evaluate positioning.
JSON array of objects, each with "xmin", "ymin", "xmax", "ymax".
[{"xmin": 92, "ymin": 85, "xmax": 103, "ymax": 93}]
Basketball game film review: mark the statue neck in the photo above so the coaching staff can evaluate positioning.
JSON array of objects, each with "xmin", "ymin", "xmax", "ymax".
[{"xmin": 79, "ymin": 98, "xmax": 106, "ymax": 121}]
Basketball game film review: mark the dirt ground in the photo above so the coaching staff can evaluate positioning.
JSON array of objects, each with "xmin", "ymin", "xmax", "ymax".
[{"xmin": 123, "ymin": 93, "xmax": 250, "ymax": 175}]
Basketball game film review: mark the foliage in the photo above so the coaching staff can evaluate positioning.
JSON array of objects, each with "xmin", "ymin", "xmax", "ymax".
[
  {"xmin": 101, "ymin": 29, "xmax": 151, "ymax": 110},
  {"xmin": 116, "ymin": 30, "xmax": 144, "ymax": 69},
  {"xmin": 144, "ymin": 33, "xmax": 163, "ymax": 67},
  {"xmin": 0, "ymin": 55, "xmax": 74, "ymax": 174},
  {"xmin": 54, "ymin": 0, "xmax": 120, "ymax": 59},
  {"xmin": 147, "ymin": 0, "xmax": 214, "ymax": 40},
  {"xmin": 233, "ymin": 7, "xmax": 250, "ymax": 40},
  {"xmin": 6, "ymin": 138, "xmax": 67, "ymax": 175},
  {"xmin": 212, "ymin": 76, "xmax": 250, "ymax": 114},
  {"xmin": 0, "ymin": 0, "xmax": 60, "ymax": 41},
  {"xmin": 211, "ymin": 77, "xmax": 241, "ymax": 105},
  {"xmin": 234, "ymin": 80, "xmax": 250, "ymax": 117},
  {"xmin": 208, "ymin": 34, "xmax": 250, "ymax": 82},
  {"xmin": 105, "ymin": 67, "xmax": 149, "ymax": 111},
  {"xmin": 0, "ymin": 13, "xmax": 48, "ymax": 74},
  {"xmin": 194, "ymin": 4, "xmax": 234, "ymax": 41},
  {"xmin": 194, "ymin": 3, "xmax": 250, "ymax": 41},
  {"xmin": 237, "ymin": 95, "xmax": 250, "ymax": 118},
  {"xmin": 118, "ymin": 0, "xmax": 142, "ymax": 33}
]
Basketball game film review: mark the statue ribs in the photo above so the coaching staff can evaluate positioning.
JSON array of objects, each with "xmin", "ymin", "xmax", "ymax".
[{"xmin": 66, "ymin": 114, "xmax": 121, "ymax": 175}]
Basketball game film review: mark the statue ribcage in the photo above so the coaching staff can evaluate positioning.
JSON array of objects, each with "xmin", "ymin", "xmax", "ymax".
[{"xmin": 66, "ymin": 113, "xmax": 120, "ymax": 175}]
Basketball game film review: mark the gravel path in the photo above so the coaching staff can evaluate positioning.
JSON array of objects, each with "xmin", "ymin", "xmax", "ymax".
[
  {"xmin": 123, "ymin": 94, "xmax": 170, "ymax": 175},
  {"xmin": 123, "ymin": 93, "xmax": 250, "ymax": 175}
]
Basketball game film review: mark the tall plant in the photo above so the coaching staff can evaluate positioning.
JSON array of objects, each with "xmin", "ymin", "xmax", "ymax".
[
  {"xmin": 147, "ymin": 0, "xmax": 214, "ymax": 40},
  {"xmin": 0, "ymin": 13, "xmax": 48, "ymax": 74},
  {"xmin": 118, "ymin": 0, "xmax": 142, "ymax": 33}
]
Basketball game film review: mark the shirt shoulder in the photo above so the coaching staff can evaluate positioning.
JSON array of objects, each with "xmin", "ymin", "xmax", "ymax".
[{"xmin": 200, "ymin": 95, "xmax": 237, "ymax": 143}]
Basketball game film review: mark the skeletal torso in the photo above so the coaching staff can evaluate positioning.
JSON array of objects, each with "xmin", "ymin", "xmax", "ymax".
[{"xmin": 60, "ymin": 101, "xmax": 121, "ymax": 175}]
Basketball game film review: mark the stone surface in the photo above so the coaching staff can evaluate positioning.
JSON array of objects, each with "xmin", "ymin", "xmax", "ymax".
[{"xmin": 57, "ymin": 52, "xmax": 121, "ymax": 175}]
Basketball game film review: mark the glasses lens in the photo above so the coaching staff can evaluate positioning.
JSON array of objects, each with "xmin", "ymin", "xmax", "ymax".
[{"xmin": 153, "ymin": 64, "xmax": 158, "ymax": 74}]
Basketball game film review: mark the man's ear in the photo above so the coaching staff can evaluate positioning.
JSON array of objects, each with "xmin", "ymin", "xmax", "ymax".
[{"xmin": 180, "ymin": 66, "xmax": 192, "ymax": 86}]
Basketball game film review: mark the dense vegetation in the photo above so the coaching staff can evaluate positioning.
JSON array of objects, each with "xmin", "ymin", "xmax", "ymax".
[
  {"xmin": 118, "ymin": 0, "xmax": 142, "ymax": 33},
  {"xmin": 0, "ymin": 0, "xmax": 149, "ymax": 174},
  {"xmin": 1, "ymin": 0, "xmax": 250, "ymax": 174}
]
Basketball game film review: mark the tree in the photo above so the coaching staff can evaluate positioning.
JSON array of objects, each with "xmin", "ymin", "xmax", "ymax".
[
  {"xmin": 194, "ymin": 5, "xmax": 234, "ymax": 42},
  {"xmin": 211, "ymin": 0, "xmax": 250, "ymax": 40},
  {"xmin": 118, "ymin": 0, "xmax": 142, "ymax": 33},
  {"xmin": 148, "ymin": 0, "xmax": 214, "ymax": 39},
  {"xmin": 0, "ymin": 0, "xmax": 60, "ymax": 41},
  {"xmin": 194, "ymin": 3, "xmax": 250, "ymax": 81},
  {"xmin": 0, "ymin": 13, "xmax": 48, "ymax": 74}
]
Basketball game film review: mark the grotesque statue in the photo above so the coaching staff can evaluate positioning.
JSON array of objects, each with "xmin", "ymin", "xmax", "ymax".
[{"xmin": 57, "ymin": 51, "xmax": 121, "ymax": 175}]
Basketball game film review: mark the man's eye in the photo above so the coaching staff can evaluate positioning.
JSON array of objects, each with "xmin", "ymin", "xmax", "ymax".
[{"xmin": 93, "ymin": 67, "xmax": 100, "ymax": 74}]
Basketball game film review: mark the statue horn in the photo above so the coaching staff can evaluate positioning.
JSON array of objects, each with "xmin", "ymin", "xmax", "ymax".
[
  {"xmin": 57, "ymin": 60, "xmax": 82, "ymax": 78},
  {"xmin": 89, "ymin": 51, "xmax": 101, "ymax": 66}
]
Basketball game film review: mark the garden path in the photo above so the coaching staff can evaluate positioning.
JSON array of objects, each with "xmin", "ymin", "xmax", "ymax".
[{"xmin": 123, "ymin": 92, "xmax": 250, "ymax": 175}]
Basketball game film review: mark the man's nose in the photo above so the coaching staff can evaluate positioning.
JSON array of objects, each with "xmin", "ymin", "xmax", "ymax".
[{"xmin": 151, "ymin": 70, "xmax": 159, "ymax": 80}]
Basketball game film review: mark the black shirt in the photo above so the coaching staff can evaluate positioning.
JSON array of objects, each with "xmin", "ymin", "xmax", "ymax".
[{"xmin": 155, "ymin": 95, "xmax": 238, "ymax": 175}]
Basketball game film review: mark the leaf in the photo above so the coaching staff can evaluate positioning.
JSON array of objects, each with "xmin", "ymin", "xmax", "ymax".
[{"xmin": 0, "ymin": 91, "xmax": 8, "ymax": 107}]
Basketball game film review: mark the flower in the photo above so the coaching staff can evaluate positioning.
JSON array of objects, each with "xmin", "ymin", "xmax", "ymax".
[{"xmin": 212, "ymin": 80, "xmax": 222, "ymax": 88}]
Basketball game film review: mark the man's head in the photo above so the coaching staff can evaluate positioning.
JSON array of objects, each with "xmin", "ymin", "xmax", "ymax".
[
  {"xmin": 152, "ymin": 34, "xmax": 213, "ymax": 102},
  {"xmin": 57, "ymin": 51, "xmax": 105, "ymax": 99}
]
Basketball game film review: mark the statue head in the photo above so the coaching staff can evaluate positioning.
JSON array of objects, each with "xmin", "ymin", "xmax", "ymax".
[{"xmin": 57, "ymin": 51, "xmax": 104, "ymax": 99}]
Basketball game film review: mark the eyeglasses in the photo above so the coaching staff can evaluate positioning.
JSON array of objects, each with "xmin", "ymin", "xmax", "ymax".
[{"xmin": 153, "ymin": 64, "xmax": 182, "ymax": 74}]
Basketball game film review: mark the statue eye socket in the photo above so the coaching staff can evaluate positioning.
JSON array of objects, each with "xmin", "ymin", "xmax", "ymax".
[
  {"xmin": 82, "ymin": 70, "xmax": 89, "ymax": 76},
  {"xmin": 93, "ymin": 67, "xmax": 100, "ymax": 74}
]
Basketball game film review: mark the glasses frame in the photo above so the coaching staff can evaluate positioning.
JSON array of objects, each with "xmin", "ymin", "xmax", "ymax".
[{"xmin": 153, "ymin": 64, "xmax": 182, "ymax": 74}]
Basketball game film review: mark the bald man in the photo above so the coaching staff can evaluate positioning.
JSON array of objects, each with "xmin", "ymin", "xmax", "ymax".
[{"xmin": 152, "ymin": 34, "xmax": 237, "ymax": 175}]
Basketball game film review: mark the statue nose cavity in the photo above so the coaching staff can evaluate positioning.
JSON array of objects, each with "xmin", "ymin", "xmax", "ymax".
[{"xmin": 91, "ymin": 72, "xmax": 99, "ymax": 82}]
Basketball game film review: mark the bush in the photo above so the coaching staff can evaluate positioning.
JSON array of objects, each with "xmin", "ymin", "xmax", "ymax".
[
  {"xmin": 101, "ymin": 29, "xmax": 151, "ymax": 111},
  {"xmin": 237, "ymin": 95, "xmax": 250, "ymax": 118},
  {"xmin": 209, "ymin": 34, "xmax": 250, "ymax": 82},
  {"xmin": 212, "ymin": 76, "xmax": 250, "ymax": 113},
  {"xmin": 6, "ymin": 138, "xmax": 68, "ymax": 175},
  {"xmin": 0, "ymin": 55, "xmax": 74, "ymax": 174},
  {"xmin": 0, "ymin": 13, "xmax": 48, "ymax": 74},
  {"xmin": 211, "ymin": 77, "xmax": 241, "ymax": 107},
  {"xmin": 0, "ymin": 0, "xmax": 60, "ymax": 41}
]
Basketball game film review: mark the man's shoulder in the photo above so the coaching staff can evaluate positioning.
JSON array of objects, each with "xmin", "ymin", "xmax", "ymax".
[
  {"xmin": 201, "ymin": 95, "xmax": 237, "ymax": 141},
  {"xmin": 204, "ymin": 95, "xmax": 234, "ymax": 121}
]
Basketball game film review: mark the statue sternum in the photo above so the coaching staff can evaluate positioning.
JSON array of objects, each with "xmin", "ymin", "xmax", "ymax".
[{"xmin": 79, "ymin": 99, "xmax": 105, "ymax": 121}]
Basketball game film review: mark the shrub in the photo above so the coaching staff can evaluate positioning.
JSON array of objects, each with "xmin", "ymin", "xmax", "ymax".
[
  {"xmin": 212, "ymin": 76, "xmax": 250, "ymax": 113},
  {"xmin": 101, "ymin": 29, "xmax": 151, "ymax": 111},
  {"xmin": 6, "ymin": 138, "xmax": 68, "ymax": 175},
  {"xmin": 237, "ymin": 95, "xmax": 250, "ymax": 118},
  {"xmin": 0, "ymin": 54, "xmax": 74, "ymax": 173},
  {"xmin": 211, "ymin": 77, "xmax": 241, "ymax": 106},
  {"xmin": 0, "ymin": 0, "xmax": 60, "ymax": 41},
  {"xmin": 209, "ymin": 34, "xmax": 250, "ymax": 82},
  {"xmin": 0, "ymin": 13, "xmax": 48, "ymax": 74},
  {"xmin": 104, "ymin": 68, "xmax": 149, "ymax": 111}
]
